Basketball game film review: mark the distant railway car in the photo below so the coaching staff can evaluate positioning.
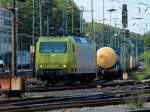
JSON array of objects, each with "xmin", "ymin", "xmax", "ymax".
[
  {"xmin": 16, "ymin": 51, "xmax": 31, "ymax": 68},
  {"xmin": 113, "ymin": 47, "xmax": 121, "ymax": 73},
  {"xmin": 1, "ymin": 51, "xmax": 31, "ymax": 69},
  {"xmin": 120, "ymin": 47, "xmax": 137, "ymax": 73},
  {"xmin": 35, "ymin": 36, "xmax": 96, "ymax": 85}
]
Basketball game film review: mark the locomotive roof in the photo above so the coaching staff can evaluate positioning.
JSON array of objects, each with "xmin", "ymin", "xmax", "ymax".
[
  {"xmin": 69, "ymin": 36, "xmax": 95, "ymax": 45},
  {"xmin": 37, "ymin": 36, "xmax": 95, "ymax": 45}
]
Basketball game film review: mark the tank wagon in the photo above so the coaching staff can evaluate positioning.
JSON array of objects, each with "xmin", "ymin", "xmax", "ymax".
[
  {"xmin": 96, "ymin": 47, "xmax": 136, "ymax": 79},
  {"xmin": 97, "ymin": 47, "xmax": 120, "ymax": 79},
  {"xmin": 35, "ymin": 36, "xmax": 96, "ymax": 85}
]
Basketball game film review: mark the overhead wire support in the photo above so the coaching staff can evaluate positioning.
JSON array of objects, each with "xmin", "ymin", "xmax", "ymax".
[
  {"xmin": 63, "ymin": 0, "xmax": 67, "ymax": 36},
  {"xmin": 32, "ymin": 0, "xmax": 42, "ymax": 40},
  {"xmin": 91, "ymin": 0, "xmax": 95, "ymax": 42},
  {"xmin": 72, "ymin": 0, "xmax": 74, "ymax": 34},
  {"xmin": 107, "ymin": 8, "xmax": 117, "ymax": 47},
  {"xmin": 39, "ymin": 0, "xmax": 42, "ymax": 36},
  {"xmin": 102, "ymin": 0, "xmax": 105, "ymax": 46},
  {"xmin": 80, "ymin": 7, "xmax": 84, "ymax": 34},
  {"xmin": 12, "ymin": 0, "xmax": 17, "ymax": 76},
  {"xmin": 43, "ymin": 0, "xmax": 53, "ymax": 36},
  {"xmin": 32, "ymin": 0, "xmax": 43, "ymax": 77},
  {"xmin": 122, "ymin": 4, "xmax": 128, "ymax": 80}
]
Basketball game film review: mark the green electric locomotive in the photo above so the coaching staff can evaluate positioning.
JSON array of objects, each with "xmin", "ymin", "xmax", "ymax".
[{"xmin": 35, "ymin": 36, "xmax": 96, "ymax": 85}]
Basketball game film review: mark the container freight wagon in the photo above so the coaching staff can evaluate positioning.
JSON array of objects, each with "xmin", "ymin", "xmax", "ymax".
[
  {"xmin": 16, "ymin": 51, "xmax": 32, "ymax": 69},
  {"xmin": 0, "ymin": 51, "xmax": 31, "ymax": 69},
  {"xmin": 35, "ymin": 36, "xmax": 96, "ymax": 85}
]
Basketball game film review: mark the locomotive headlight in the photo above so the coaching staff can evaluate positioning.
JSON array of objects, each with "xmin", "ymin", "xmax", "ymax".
[
  {"xmin": 40, "ymin": 64, "xmax": 43, "ymax": 68},
  {"xmin": 62, "ymin": 64, "xmax": 67, "ymax": 68}
]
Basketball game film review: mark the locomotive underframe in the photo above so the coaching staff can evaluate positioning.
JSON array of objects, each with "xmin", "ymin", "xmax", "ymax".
[{"xmin": 37, "ymin": 69, "xmax": 96, "ymax": 85}]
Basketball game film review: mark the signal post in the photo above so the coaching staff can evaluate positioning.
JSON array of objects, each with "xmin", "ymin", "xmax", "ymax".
[{"xmin": 122, "ymin": 4, "xmax": 128, "ymax": 80}]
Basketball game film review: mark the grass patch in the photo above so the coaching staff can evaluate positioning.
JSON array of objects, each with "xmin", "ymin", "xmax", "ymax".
[
  {"xmin": 132, "ymin": 66, "xmax": 150, "ymax": 80},
  {"xmin": 127, "ymin": 90, "xmax": 145, "ymax": 110},
  {"xmin": 132, "ymin": 72, "xmax": 148, "ymax": 80}
]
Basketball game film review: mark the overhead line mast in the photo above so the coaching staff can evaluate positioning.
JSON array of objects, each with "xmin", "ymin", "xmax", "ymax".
[
  {"xmin": 91, "ymin": 0, "xmax": 95, "ymax": 42},
  {"xmin": 33, "ymin": 0, "xmax": 53, "ymax": 40},
  {"xmin": 12, "ymin": 0, "xmax": 17, "ymax": 76}
]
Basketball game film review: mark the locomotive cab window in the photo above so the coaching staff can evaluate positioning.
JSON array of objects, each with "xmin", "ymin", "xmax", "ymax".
[{"xmin": 39, "ymin": 42, "xmax": 67, "ymax": 53}]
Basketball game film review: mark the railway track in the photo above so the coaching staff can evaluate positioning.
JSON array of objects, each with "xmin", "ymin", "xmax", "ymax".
[
  {"xmin": 0, "ymin": 70, "xmax": 33, "ymax": 77},
  {"xmin": 25, "ymin": 79, "xmax": 150, "ymax": 93},
  {"xmin": 0, "ymin": 89, "xmax": 150, "ymax": 112},
  {"xmin": 25, "ymin": 83, "xmax": 97, "ymax": 92},
  {"xmin": 0, "ymin": 80, "xmax": 150, "ymax": 111}
]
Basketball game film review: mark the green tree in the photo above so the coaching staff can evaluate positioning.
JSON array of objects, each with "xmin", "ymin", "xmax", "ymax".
[
  {"xmin": 141, "ymin": 32, "xmax": 150, "ymax": 66},
  {"xmin": 52, "ymin": 0, "xmax": 80, "ymax": 35},
  {"xmin": 143, "ymin": 32, "xmax": 150, "ymax": 48},
  {"xmin": 0, "ymin": 0, "xmax": 11, "ymax": 7},
  {"xmin": 0, "ymin": 0, "xmax": 80, "ymax": 50}
]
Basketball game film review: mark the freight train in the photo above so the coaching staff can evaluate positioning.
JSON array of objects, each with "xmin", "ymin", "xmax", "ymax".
[{"xmin": 35, "ymin": 36, "xmax": 137, "ymax": 85}]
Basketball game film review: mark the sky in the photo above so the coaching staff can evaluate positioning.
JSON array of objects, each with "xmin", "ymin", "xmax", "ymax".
[{"xmin": 74, "ymin": 0, "xmax": 150, "ymax": 34}]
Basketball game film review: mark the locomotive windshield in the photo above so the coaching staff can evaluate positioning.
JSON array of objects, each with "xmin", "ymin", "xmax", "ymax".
[{"xmin": 39, "ymin": 42, "xmax": 67, "ymax": 53}]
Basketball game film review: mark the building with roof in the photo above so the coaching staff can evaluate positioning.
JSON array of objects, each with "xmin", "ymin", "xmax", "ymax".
[{"xmin": 0, "ymin": 8, "xmax": 12, "ymax": 61}]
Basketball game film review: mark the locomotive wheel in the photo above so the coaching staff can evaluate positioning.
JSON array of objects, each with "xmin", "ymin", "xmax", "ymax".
[
  {"xmin": 46, "ymin": 75, "xmax": 56, "ymax": 87},
  {"xmin": 46, "ymin": 79, "xmax": 56, "ymax": 87},
  {"xmin": 78, "ymin": 74, "xmax": 89, "ymax": 84},
  {"xmin": 88, "ymin": 74, "xmax": 95, "ymax": 82},
  {"xmin": 66, "ymin": 74, "xmax": 77, "ymax": 85}
]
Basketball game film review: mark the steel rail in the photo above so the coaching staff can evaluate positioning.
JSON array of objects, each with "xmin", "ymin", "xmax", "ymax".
[
  {"xmin": 1, "ymin": 96, "xmax": 150, "ymax": 112},
  {"xmin": 24, "ymin": 80, "xmax": 150, "ymax": 93},
  {"xmin": 1, "ymin": 89, "xmax": 150, "ymax": 112}
]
